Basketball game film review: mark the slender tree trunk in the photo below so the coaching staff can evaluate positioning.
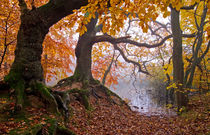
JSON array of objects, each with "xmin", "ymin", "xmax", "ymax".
[
  {"xmin": 185, "ymin": 5, "xmax": 208, "ymax": 88},
  {"xmin": 170, "ymin": 7, "xmax": 188, "ymax": 110},
  {"xmin": 102, "ymin": 50, "xmax": 115, "ymax": 85}
]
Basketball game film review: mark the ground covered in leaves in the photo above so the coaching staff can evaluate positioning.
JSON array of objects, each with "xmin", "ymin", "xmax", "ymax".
[{"xmin": 0, "ymin": 88, "xmax": 209, "ymax": 135}]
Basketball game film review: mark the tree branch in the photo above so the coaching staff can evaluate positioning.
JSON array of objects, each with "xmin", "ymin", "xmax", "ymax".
[
  {"xmin": 0, "ymin": 39, "xmax": 16, "ymax": 68},
  {"xmin": 93, "ymin": 34, "xmax": 195, "ymax": 48},
  {"xmin": 198, "ymin": 41, "xmax": 209, "ymax": 62},
  {"xmin": 152, "ymin": 20, "xmax": 171, "ymax": 34},
  {"xmin": 181, "ymin": 2, "xmax": 197, "ymax": 10},
  {"xmin": 38, "ymin": 0, "xmax": 88, "ymax": 28},
  {"xmin": 113, "ymin": 44, "xmax": 150, "ymax": 75}
]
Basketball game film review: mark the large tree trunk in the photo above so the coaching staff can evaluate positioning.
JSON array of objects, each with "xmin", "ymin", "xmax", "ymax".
[
  {"xmin": 74, "ymin": 36, "xmax": 94, "ymax": 82},
  {"xmin": 74, "ymin": 16, "xmax": 98, "ymax": 82},
  {"xmin": 5, "ymin": 0, "xmax": 88, "ymax": 110},
  {"xmin": 10, "ymin": 11, "xmax": 48, "ymax": 85},
  {"xmin": 170, "ymin": 7, "xmax": 188, "ymax": 111}
]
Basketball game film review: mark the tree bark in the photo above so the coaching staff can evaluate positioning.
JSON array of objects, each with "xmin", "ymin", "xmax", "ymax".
[
  {"xmin": 74, "ymin": 16, "xmax": 98, "ymax": 82},
  {"xmin": 170, "ymin": 7, "xmax": 188, "ymax": 110},
  {"xmin": 5, "ymin": 0, "xmax": 88, "ymax": 110},
  {"xmin": 10, "ymin": 10, "xmax": 48, "ymax": 84},
  {"xmin": 7, "ymin": 0, "xmax": 88, "ymax": 86}
]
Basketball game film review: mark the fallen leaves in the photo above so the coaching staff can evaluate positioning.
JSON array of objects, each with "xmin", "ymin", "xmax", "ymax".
[
  {"xmin": 65, "ymin": 92, "xmax": 210, "ymax": 135},
  {"xmin": 0, "ymin": 91, "xmax": 209, "ymax": 134}
]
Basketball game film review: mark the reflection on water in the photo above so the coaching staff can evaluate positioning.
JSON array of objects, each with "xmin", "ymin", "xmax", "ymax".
[
  {"xmin": 129, "ymin": 90, "xmax": 176, "ymax": 116},
  {"xmin": 113, "ymin": 78, "xmax": 176, "ymax": 116}
]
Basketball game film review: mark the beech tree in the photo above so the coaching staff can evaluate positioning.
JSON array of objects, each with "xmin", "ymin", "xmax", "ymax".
[{"xmin": 4, "ymin": 0, "xmax": 88, "ymax": 111}]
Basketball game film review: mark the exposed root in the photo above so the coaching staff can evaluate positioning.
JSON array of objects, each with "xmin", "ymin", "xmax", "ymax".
[
  {"xmin": 32, "ymin": 82, "xmax": 59, "ymax": 114},
  {"xmin": 54, "ymin": 75, "xmax": 130, "ymax": 111},
  {"xmin": 15, "ymin": 80, "xmax": 25, "ymax": 111},
  {"xmin": 52, "ymin": 90, "xmax": 70, "ymax": 120},
  {"xmin": 90, "ymin": 86, "xmax": 103, "ymax": 99},
  {"xmin": 53, "ymin": 88, "xmax": 91, "ymax": 111},
  {"xmin": 4, "ymin": 70, "xmax": 26, "ymax": 112}
]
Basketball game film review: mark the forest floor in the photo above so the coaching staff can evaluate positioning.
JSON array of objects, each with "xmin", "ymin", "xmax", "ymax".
[{"xmin": 0, "ymin": 87, "xmax": 209, "ymax": 135}]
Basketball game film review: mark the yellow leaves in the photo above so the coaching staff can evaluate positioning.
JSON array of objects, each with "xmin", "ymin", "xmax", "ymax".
[
  {"xmin": 0, "ymin": 15, "xmax": 7, "ymax": 20},
  {"xmin": 166, "ymin": 104, "xmax": 173, "ymax": 109},
  {"xmin": 0, "ymin": 0, "xmax": 20, "ymax": 79},
  {"xmin": 110, "ymin": 0, "xmax": 120, "ymax": 6},
  {"xmin": 78, "ymin": 25, "xmax": 87, "ymax": 36},
  {"xmin": 175, "ymin": 2, "xmax": 183, "ymax": 11},
  {"xmin": 142, "ymin": 24, "xmax": 148, "ymax": 33},
  {"xmin": 163, "ymin": 11, "xmax": 170, "ymax": 18},
  {"xmin": 123, "ymin": 98, "xmax": 131, "ymax": 104},
  {"xmin": 166, "ymin": 83, "xmax": 177, "ymax": 90}
]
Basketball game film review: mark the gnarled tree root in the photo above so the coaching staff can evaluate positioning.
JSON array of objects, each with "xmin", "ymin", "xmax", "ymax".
[
  {"xmin": 32, "ymin": 82, "xmax": 59, "ymax": 114},
  {"xmin": 53, "ymin": 88, "xmax": 91, "ymax": 111}
]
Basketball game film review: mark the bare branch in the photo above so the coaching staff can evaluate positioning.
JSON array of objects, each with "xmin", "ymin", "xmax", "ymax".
[
  {"xmin": 148, "ymin": 25, "xmax": 163, "ymax": 39},
  {"xmin": 0, "ymin": 39, "xmax": 16, "ymax": 68},
  {"xmin": 152, "ymin": 20, "xmax": 171, "ymax": 34},
  {"xmin": 113, "ymin": 44, "xmax": 150, "ymax": 75},
  {"xmin": 198, "ymin": 41, "xmax": 209, "ymax": 62},
  {"xmin": 125, "ymin": 19, "xmax": 132, "ymax": 35}
]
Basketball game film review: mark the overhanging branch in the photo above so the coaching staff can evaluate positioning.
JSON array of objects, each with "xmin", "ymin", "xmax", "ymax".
[{"xmin": 93, "ymin": 33, "xmax": 195, "ymax": 48}]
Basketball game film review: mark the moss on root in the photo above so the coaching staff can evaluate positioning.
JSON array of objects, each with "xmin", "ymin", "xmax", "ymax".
[
  {"xmin": 81, "ymin": 94, "xmax": 91, "ymax": 110},
  {"xmin": 32, "ymin": 83, "xmax": 59, "ymax": 114},
  {"xmin": 15, "ymin": 80, "xmax": 25, "ymax": 110},
  {"xmin": 5, "ymin": 71, "xmax": 59, "ymax": 114},
  {"xmin": 65, "ymin": 88, "xmax": 91, "ymax": 110},
  {"xmin": 66, "ymin": 88, "xmax": 89, "ymax": 95},
  {"xmin": 45, "ymin": 118, "xmax": 57, "ymax": 135},
  {"xmin": 4, "ymin": 70, "xmax": 26, "ymax": 111}
]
